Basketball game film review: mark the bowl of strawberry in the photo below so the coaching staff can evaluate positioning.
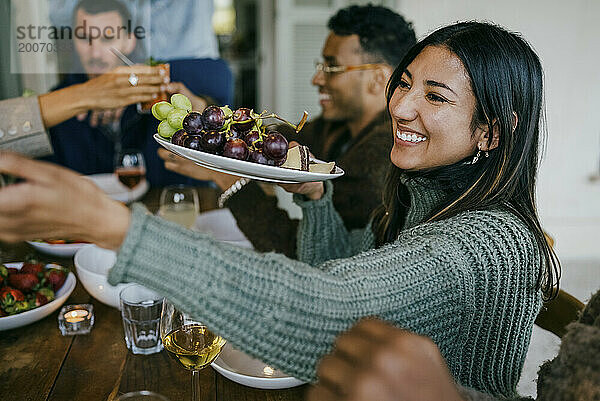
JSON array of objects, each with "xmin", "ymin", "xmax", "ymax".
[
  {"xmin": 27, "ymin": 239, "xmax": 90, "ymax": 257},
  {"xmin": 0, "ymin": 260, "xmax": 76, "ymax": 331}
]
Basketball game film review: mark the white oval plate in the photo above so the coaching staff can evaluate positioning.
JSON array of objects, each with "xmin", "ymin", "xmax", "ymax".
[
  {"xmin": 26, "ymin": 241, "xmax": 90, "ymax": 258},
  {"xmin": 154, "ymin": 134, "xmax": 344, "ymax": 184},
  {"xmin": 211, "ymin": 343, "xmax": 305, "ymax": 389},
  {"xmin": 86, "ymin": 173, "xmax": 149, "ymax": 203},
  {"xmin": 0, "ymin": 263, "xmax": 76, "ymax": 331}
]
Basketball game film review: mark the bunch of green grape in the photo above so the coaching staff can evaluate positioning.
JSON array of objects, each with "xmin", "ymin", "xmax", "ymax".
[{"xmin": 152, "ymin": 94, "xmax": 193, "ymax": 138}]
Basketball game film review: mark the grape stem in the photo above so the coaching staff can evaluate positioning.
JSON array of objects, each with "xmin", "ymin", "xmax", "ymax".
[{"xmin": 259, "ymin": 110, "xmax": 308, "ymax": 133}]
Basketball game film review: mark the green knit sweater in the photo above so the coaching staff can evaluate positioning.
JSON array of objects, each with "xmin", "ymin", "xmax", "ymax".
[{"xmin": 108, "ymin": 177, "xmax": 542, "ymax": 398}]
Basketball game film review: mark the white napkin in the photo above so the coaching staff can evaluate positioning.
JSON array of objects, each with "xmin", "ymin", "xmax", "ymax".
[{"xmin": 193, "ymin": 209, "xmax": 253, "ymax": 248}]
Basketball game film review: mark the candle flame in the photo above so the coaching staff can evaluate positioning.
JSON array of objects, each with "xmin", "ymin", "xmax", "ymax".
[{"xmin": 65, "ymin": 309, "xmax": 88, "ymax": 323}]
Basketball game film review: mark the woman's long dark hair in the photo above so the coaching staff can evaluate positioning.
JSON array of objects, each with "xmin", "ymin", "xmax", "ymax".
[{"xmin": 372, "ymin": 21, "xmax": 560, "ymax": 300}]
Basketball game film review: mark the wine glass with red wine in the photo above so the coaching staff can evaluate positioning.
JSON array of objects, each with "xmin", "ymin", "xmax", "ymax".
[{"xmin": 115, "ymin": 149, "xmax": 146, "ymax": 203}]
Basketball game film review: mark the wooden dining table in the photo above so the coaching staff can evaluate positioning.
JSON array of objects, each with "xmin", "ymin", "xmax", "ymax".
[{"xmin": 0, "ymin": 187, "xmax": 308, "ymax": 401}]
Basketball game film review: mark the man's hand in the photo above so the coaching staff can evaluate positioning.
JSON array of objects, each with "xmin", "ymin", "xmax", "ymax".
[
  {"xmin": 0, "ymin": 152, "xmax": 130, "ymax": 250},
  {"xmin": 307, "ymin": 319, "xmax": 466, "ymax": 401},
  {"xmin": 164, "ymin": 82, "xmax": 209, "ymax": 111},
  {"xmin": 158, "ymin": 148, "xmax": 239, "ymax": 191},
  {"xmin": 39, "ymin": 65, "xmax": 167, "ymax": 128},
  {"xmin": 80, "ymin": 65, "xmax": 167, "ymax": 110},
  {"xmin": 76, "ymin": 107, "xmax": 125, "ymax": 128}
]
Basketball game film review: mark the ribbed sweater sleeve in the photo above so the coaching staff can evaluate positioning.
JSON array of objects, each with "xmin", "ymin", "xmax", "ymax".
[
  {"xmin": 109, "ymin": 203, "xmax": 467, "ymax": 383},
  {"xmin": 294, "ymin": 180, "xmax": 373, "ymax": 266}
]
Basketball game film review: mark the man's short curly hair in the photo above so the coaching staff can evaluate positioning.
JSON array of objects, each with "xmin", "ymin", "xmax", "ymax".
[{"xmin": 327, "ymin": 4, "xmax": 416, "ymax": 67}]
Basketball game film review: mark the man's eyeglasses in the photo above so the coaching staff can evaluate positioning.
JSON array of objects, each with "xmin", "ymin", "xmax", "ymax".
[{"xmin": 314, "ymin": 60, "xmax": 382, "ymax": 74}]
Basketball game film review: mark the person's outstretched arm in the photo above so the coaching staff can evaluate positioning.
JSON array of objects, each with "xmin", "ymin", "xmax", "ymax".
[{"xmin": 1, "ymin": 65, "xmax": 164, "ymax": 157}]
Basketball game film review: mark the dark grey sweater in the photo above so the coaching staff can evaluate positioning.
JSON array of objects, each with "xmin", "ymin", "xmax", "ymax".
[{"xmin": 108, "ymin": 176, "xmax": 542, "ymax": 398}]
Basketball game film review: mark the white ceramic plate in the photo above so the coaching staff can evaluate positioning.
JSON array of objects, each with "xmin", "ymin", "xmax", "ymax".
[
  {"xmin": 154, "ymin": 134, "xmax": 344, "ymax": 184},
  {"xmin": 211, "ymin": 343, "xmax": 305, "ymax": 389},
  {"xmin": 0, "ymin": 263, "xmax": 76, "ymax": 331},
  {"xmin": 26, "ymin": 241, "xmax": 90, "ymax": 257},
  {"xmin": 86, "ymin": 173, "xmax": 149, "ymax": 203}
]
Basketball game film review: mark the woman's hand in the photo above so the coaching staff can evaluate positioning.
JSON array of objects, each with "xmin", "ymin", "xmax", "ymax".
[
  {"xmin": 307, "ymin": 319, "xmax": 465, "ymax": 401},
  {"xmin": 279, "ymin": 181, "xmax": 324, "ymax": 200},
  {"xmin": 0, "ymin": 152, "xmax": 130, "ymax": 250},
  {"xmin": 278, "ymin": 141, "xmax": 325, "ymax": 200}
]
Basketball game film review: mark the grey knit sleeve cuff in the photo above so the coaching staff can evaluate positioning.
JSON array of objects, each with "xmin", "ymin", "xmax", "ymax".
[
  {"xmin": 293, "ymin": 179, "xmax": 334, "ymax": 208},
  {"xmin": 107, "ymin": 203, "xmax": 151, "ymax": 285}
]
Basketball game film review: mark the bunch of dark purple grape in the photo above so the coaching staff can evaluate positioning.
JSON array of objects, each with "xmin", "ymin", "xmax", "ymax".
[{"xmin": 155, "ymin": 95, "xmax": 307, "ymax": 166}]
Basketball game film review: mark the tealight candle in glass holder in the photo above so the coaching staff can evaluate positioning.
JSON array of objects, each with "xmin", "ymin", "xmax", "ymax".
[{"xmin": 58, "ymin": 304, "xmax": 94, "ymax": 335}]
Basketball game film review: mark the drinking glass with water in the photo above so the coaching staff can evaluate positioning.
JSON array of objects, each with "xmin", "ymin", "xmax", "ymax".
[{"xmin": 119, "ymin": 284, "xmax": 163, "ymax": 355}]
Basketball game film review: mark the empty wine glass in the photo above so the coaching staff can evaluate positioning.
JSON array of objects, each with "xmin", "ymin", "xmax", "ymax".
[
  {"xmin": 114, "ymin": 150, "xmax": 146, "ymax": 203},
  {"xmin": 160, "ymin": 299, "xmax": 226, "ymax": 401},
  {"xmin": 158, "ymin": 185, "xmax": 200, "ymax": 228}
]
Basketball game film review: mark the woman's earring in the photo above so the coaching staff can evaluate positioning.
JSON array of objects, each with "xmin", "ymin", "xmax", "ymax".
[{"xmin": 466, "ymin": 145, "xmax": 482, "ymax": 165}]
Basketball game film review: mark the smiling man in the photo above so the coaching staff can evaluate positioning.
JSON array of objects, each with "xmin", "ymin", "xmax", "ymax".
[
  {"xmin": 159, "ymin": 4, "xmax": 416, "ymax": 257},
  {"xmin": 72, "ymin": 0, "xmax": 138, "ymax": 77}
]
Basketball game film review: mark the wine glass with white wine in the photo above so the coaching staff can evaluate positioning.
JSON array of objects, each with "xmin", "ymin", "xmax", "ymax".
[
  {"xmin": 158, "ymin": 185, "xmax": 200, "ymax": 228},
  {"xmin": 160, "ymin": 299, "xmax": 226, "ymax": 401}
]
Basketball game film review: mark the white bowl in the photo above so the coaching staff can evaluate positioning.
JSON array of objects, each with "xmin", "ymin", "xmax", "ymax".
[
  {"xmin": 27, "ymin": 241, "xmax": 89, "ymax": 257},
  {"xmin": 74, "ymin": 245, "xmax": 128, "ymax": 309},
  {"xmin": 0, "ymin": 263, "xmax": 76, "ymax": 331}
]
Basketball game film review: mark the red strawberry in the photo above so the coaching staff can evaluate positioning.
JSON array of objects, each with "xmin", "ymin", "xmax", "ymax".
[
  {"xmin": 44, "ymin": 269, "xmax": 67, "ymax": 291},
  {"xmin": 7, "ymin": 273, "xmax": 39, "ymax": 293},
  {"xmin": 21, "ymin": 262, "xmax": 44, "ymax": 275},
  {"xmin": 0, "ymin": 287, "xmax": 25, "ymax": 308}
]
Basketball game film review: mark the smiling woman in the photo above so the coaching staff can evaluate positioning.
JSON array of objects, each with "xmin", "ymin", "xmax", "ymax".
[{"xmin": 373, "ymin": 22, "xmax": 559, "ymax": 302}]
